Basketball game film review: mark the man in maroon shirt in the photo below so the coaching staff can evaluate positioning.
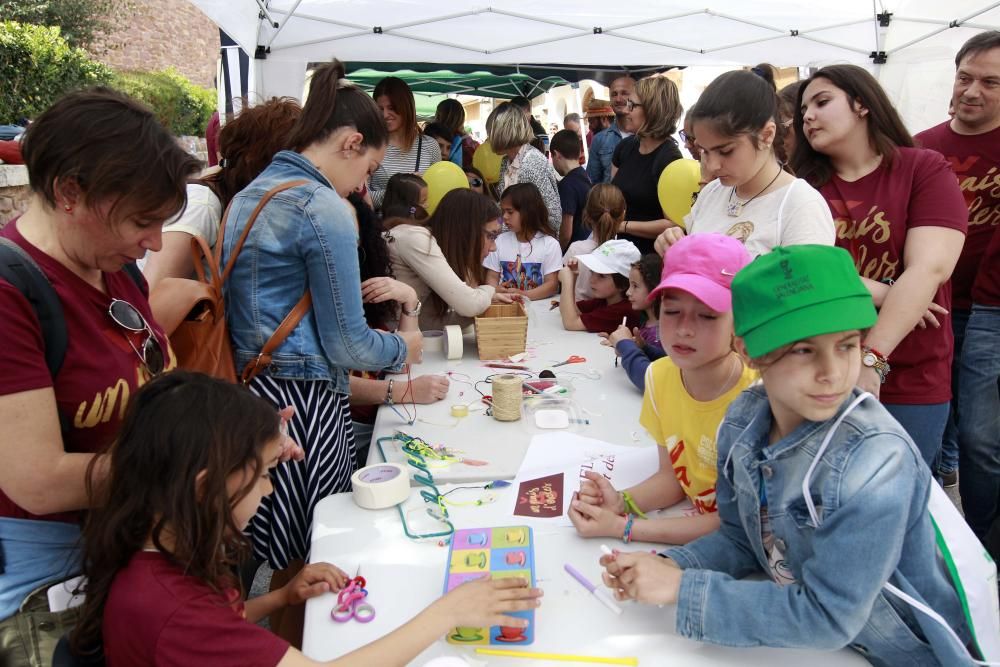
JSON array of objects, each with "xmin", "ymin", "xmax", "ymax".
[
  {"xmin": 916, "ymin": 31, "xmax": 1000, "ymax": 489},
  {"xmin": 918, "ymin": 31, "xmax": 1000, "ymax": 557}
]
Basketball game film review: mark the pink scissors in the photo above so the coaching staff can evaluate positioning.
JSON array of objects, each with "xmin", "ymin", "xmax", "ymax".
[
  {"xmin": 552, "ymin": 355, "xmax": 586, "ymax": 367},
  {"xmin": 331, "ymin": 567, "xmax": 376, "ymax": 623}
]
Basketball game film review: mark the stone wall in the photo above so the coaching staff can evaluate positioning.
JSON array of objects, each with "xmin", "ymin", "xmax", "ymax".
[
  {"xmin": 0, "ymin": 166, "xmax": 30, "ymax": 229},
  {"xmin": 91, "ymin": 0, "xmax": 220, "ymax": 88}
]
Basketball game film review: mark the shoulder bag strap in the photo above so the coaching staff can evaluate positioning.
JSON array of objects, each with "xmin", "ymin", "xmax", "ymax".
[
  {"xmin": 415, "ymin": 135, "xmax": 423, "ymax": 172},
  {"xmin": 240, "ymin": 292, "xmax": 313, "ymax": 385}
]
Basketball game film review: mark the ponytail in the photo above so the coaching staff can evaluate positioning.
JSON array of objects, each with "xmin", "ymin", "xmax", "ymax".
[
  {"xmin": 583, "ymin": 183, "xmax": 626, "ymax": 245},
  {"xmin": 287, "ymin": 60, "xmax": 388, "ymax": 152}
]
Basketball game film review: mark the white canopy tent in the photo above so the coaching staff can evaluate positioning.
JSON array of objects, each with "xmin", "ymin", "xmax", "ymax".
[{"xmin": 189, "ymin": 0, "xmax": 1000, "ymax": 132}]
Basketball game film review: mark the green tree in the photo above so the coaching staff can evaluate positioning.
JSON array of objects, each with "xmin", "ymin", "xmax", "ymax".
[{"xmin": 0, "ymin": 0, "xmax": 132, "ymax": 49}]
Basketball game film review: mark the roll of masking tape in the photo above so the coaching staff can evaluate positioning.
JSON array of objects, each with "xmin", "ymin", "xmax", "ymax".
[
  {"xmin": 351, "ymin": 462, "xmax": 410, "ymax": 510},
  {"xmin": 450, "ymin": 404, "xmax": 470, "ymax": 418},
  {"xmin": 444, "ymin": 325, "xmax": 463, "ymax": 360},
  {"xmin": 423, "ymin": 330, "xmax": 445, "ymax": 353}
]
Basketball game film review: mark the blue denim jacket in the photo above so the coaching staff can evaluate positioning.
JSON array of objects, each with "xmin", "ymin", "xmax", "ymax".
[
  {"xmin": 664, "ymin": 386, "xmax": 972, "ymax": 666},
  {"xmin": 221, "ymin": 150, "xmax": 406, "ymax": 393},
  {"xmin": 586, "ymin": 120, "xmax": 625, "ymax": 184}
]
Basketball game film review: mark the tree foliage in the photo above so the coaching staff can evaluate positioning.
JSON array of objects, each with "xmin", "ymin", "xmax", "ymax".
[{"xmin": 0, "ymin": 0, "xmax": 132, "ymax": 49}]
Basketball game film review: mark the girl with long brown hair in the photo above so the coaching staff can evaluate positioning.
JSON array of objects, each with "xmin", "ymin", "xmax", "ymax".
[
  {"xmin": 793, "ymin": 64, "xmax": 968, "ymax": 469},
  {"xmin": 386, "ymin": 189, "xmax": 519, "ymax": 330},
  {"xmin": 72, "ymin": 372, "xmax": 541, "ymax": 665},
  {"xmin": 485, "ymin": 182, "xmax": 562, "ymax": 300}
]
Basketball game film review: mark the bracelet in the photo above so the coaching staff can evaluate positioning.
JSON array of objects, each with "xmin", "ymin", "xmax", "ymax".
[
  {"xmin": 401, "ymin": 300, "xmax": 422, "ymax": 317},
  {"xmin": 621, "ymin": 490, "xmax": 647, "ymax": 519},
  {"xmin": 384, "ymin": 378, "xmax": 395, "ymax": 406},
  {"xmin": 622, "ymin": 513, "xmax": 635, "ymax": 544}
]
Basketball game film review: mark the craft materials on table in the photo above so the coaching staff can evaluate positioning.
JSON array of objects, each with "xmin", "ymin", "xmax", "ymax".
[
  {"xmin": 551, "ymin": 355, "xmax": 586, "ymax": 367},
  {"xmin": 564, "ymin": 563, "xmax": 623, "ymax": 615},
  {"xmin": 376, "ymin": 433, "xmax": 455, "ymax": 541},
  {"xmin": 422, "ymin": 329, "xmax": 445, "ymax": 353},
  {"xmin": 444, "ymin": 324, "xmax": 464, "ymax": 360},
  {"xmin": 444, "ymin": 526, "xmax": 536, "ymax": 645},
  {"xmin": 514, "ymin": 473, "xmax": 564, "ymax": 518},
  {"xmin": 331, "ymin": 567, "xmax": 375, "ymax": 623},
  {"xmin": 350, "ymin": 462, "xmax": 410, "ymax": 509},
  {"xmin": 474, "ymin": 648, "xmax": 639, "ymax": 665},
  {"xmin": 491, "ymin": 374, "xmax": 524, "ymax": 422}
]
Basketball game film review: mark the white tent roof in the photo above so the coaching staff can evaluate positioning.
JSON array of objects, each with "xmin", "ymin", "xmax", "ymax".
[{"xmin": 190, "ymin": 0, "xmax": 1000, "ymax": 131}]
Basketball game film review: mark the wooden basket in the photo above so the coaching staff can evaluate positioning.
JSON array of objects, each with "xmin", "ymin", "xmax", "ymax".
[{"xmin": 474, "ymin": 302, "xmax": 528, "ymax": 360}]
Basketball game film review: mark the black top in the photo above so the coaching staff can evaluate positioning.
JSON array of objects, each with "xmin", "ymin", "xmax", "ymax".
[
  {"xmin": 558, "ymin": 167, "xmax": 594, "ymax": 243},
  {"xmin": 612, "ymin": 136, "xmax": 682, "ymax": 254}
]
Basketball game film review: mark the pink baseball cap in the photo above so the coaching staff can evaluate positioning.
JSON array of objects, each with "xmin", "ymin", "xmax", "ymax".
[{"xmin": 649, "ymin": 234, "xmax": 752, "ymax": 312}]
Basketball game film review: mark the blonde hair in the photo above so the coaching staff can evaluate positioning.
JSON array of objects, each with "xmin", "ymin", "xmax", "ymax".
[
  {"xmin": 635, "ymin": 76, "xmax": 682, "ymax": 141},
  {"xmin": 583, "ymin": 183, "xmax": 626, "ymax": 245},
  {"xmin": 489, "ymin": 104, "xmax": 534, "ymax": 152}
]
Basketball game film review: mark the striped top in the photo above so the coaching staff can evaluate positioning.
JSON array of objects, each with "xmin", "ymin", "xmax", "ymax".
[{"xmin": 368, "ymin": 134, "xmax": 441, "ymax": 208}]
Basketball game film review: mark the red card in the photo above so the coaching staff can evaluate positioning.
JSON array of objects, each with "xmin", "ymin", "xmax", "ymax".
[{"xmin": 514, "ymin": 473, "xmax": 564, "ymax": 518}]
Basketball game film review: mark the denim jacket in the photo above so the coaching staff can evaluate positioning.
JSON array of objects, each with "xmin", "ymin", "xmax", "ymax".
[
  {"xmin": 664, "ymin": 386, "xmax": 972, "ymax": 666},
  {"xmin": 586, "ymin": 120, "xmax": 626, "ymax": 184},
  {"xmin": 221, "ymin": 150, "xmax": 406, "ymax": 393}
]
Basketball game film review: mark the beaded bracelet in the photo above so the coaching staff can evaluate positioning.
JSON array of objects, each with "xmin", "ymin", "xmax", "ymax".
[{"xmin": 622, "ymin": 513, "xmax": 635, "ymax": 544}]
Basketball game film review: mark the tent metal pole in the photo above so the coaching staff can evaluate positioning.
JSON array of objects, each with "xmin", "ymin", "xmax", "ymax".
[
  {"xmin": 266, "ymin": 0, "xmax": 304, "ymax": 47},
  {"xmin": 601, "ymin": 31, "xmax": 703, "ymax": 53},
  {"xmin": 705, "ymin": 10, "xmax": 786, "ymax": 34},
  {"xmin": 487, "ymin": 7, "xmax": 591, "ymax": 31},
  {"xmin": 254, "ymin": 0, "xmax": 279, "ymax": 29},
  {"xmin": 956, "ymin": 1, "xmax": 1000, "ymax": 23},
  {"xmin": 797, "ymin": 18, "xmax": 872, "ymax": 33},
  {"xmin": 268, "ymin": 8, "xmax": 367, "ymax": 30},
  {"xmin": 702, "ymin": 33, "xmax": 793, "ymax": 53},
  {"xmin": 604, "ymin": 10, "xmax": 705, "ymax": 31},
  {"xmin": 888, "ymin": 25, "xmax": 953, "ymax": 54},
  {"xmin": 490, "ymin": 33, "xmax": 593, "ymax": 54},
  {"xmin": 797, "ymin": 34, "xmax": 873, "ymax": 56}
]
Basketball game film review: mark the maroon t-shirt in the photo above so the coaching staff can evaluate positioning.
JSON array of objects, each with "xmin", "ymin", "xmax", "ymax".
[
  {"xmin": 973, "ymin": 227, "xmax": 1000, "ymax": 305},
  {"xmin": 819, "ymin": 147, "xmax": 968, "ymax": 404},
  {"xmin": 0, "ymin": 220, "xmax": 173, "ymax": 523},
  {"xmin": 578, "ymin": 298, "xmax": 640, "ymax": 334},
  {"xmin": 915, "ymin": 121, "xmax": 1000, "ymax": 310},
  {"xmin": 104, "ymin": 552, "xmax": 290, "ymax": 667}
]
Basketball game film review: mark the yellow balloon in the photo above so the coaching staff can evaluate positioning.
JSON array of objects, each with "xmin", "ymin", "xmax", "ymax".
[
  {"xmin": 472, "ymin": 140, "xmax": 503, "ymax": 184},
  {"xmin": 424, "ymin": 160, "xmax": 470, "ymax": 215},
  {"xmin": 657, "ymin": 159, "xmax": 703, "ymax": 230}
]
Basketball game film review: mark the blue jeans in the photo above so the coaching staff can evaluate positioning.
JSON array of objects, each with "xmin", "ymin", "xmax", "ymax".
[
  {"xmin": 884, "ymin": 402, "xmax": 949, "ymax": 470},
  {"xmin": 957, "ymin": 304, "xmax": 1000, "ymax": 543},
  {"xmin": 938, "ymin": 308, "xmax": 968, "ymax": 474}
]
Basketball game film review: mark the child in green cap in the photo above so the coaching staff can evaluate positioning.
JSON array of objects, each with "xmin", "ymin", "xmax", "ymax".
[{"xmin": 599, "ymin": 244, "xmax": 986, "ymax": 665}]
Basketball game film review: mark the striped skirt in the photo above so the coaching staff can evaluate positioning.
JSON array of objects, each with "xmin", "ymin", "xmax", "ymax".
[{"xmin": 246, "ymin": 375, "xmax": 356, "ymax": 570}]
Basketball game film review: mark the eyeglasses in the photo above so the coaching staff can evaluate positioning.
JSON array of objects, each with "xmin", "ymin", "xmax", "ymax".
[
  {"xmin": 468, "ymin": 177, "xmax": 483, "ymax": 187},
  {"xmin": 626, "ymin": 100, "xmax": 643, "ymax": 112},
  {"xmin": 108, "ymin": 298, "xmax": 165, "ymax": 375},
  {"xmin": 679, "ymin": 129, "xmax": 690, "ymax": 143}
]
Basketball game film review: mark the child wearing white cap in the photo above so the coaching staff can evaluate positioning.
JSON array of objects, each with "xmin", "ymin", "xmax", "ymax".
[{"xmin": 557, "ymin": 239, "xmax": 641, "ymax": 333}]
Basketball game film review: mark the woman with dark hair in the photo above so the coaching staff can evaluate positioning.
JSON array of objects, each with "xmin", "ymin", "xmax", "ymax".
[
  {"xmin": 777, "ymin": 80, "xmax": 803, "ymax": 166},
  {"xmin": 220, "ymin": 60, "xmax": 423, "ymax": 632},
  {"xmin": 367, "ymin": 77, "xmax": 441, "ymax": 209},
  {"xmin": 435, "ymin": 97, "xmax": 479, "ymax": 169},
  {"xmin": 611, "ymin": 76, "xmax": 684, "ymax": 254},
  {"xmin": 0, "ymin": 87, "xmax": 199, "ymax": 663},
  {"xmin": 654, "ymin": 70, "xmax": 833, "ymax": 258},
  {"xmin": 142, "ymin": 97, "xmax": 302, "ymax": 287},
  {"xmin": 386, "ymin": 189, "xmax": 518, "ymax": 330},
  {"xmin": 794, "ymin": 64, "xmax": 968, "ymax": 468},
  {"xmin": 490, "ymin": 104, "xmax": 562, "ymax": 234}
]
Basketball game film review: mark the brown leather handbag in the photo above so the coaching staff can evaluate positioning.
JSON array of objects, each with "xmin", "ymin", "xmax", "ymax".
[{"xmin": 149, "ymin": 180, "xmax": 312, "ymax": 385}]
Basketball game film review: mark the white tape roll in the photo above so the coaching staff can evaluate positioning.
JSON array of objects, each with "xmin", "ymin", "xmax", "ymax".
[
  {"xmin": 444, "ymin": 324, "xmax": 463, "ymax": 360},
  {"xmin": 351, "ymin": 463, "xmax": 410, "ymax": 509},
  {"xmin": 422, "ymin": 330, "xmax": 445, "ymax": 353}
]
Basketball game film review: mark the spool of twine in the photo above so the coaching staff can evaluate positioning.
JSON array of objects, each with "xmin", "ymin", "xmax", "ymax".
[{"xmin": 491, "ymin": 374, "xmax": 523, "ymax": 422}]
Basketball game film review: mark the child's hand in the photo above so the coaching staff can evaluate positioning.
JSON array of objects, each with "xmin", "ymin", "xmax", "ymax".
[
  {"xmin": 653, "ymin": 227, "xmax": 686, "ymax": 257},
  {"xmin": 558, "ymin": 265, "xmax": 576, "ymax": 284},
  {"xmin": 564, "ymin": 257, "xmax": 580, "ymax": 272},
  {"xmin": 284, "ymin": 562, "xmax": 350, "ymax": 606},
  {"xmin": 600, "ymin": 552, "xmax": 682, "ymax": 605},
  {"xmin": 578, "ymin": 471, "xmax": 625, "ymax": 513},
  {"xmin": 277, "ymin": 407, "xmax": 305, "ymax": 462},
  {"xmin": 602, "ymin": 324, "xmax": 635, "ymax": 348},
  {"xmin": 568, "ymin": 494, "xmax": 626, "ymax": 538},
  {"xmin": 433, "ymin": 576, "xmax": 543, "ymax": 630}
]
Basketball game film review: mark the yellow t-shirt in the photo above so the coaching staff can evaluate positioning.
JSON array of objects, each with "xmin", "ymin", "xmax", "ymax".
[{"xmin": 639, "ymin": 356, "xmax": 758, "ymax": 514}]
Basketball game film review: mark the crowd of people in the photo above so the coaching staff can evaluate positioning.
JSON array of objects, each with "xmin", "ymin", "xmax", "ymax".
[{"xmin": 0, "ymin": 27, "xmax": 997, "ymax": 667}]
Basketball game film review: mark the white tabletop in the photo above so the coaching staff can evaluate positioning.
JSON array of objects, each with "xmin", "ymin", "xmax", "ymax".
[
  {"xmin": 303, "ymin": 491, "xmax": 866, "ymax": 667},
  {"xmin": 306, "ymin": 303, "xmax": 865, "ymax": 666},
  {"xmin": 366, "ymin": 301, "xmax": 655, "ymax": 484}
]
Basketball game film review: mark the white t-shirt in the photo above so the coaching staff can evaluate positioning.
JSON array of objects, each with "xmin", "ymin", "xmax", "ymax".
[
  {"xmin": 138, "ymin": 183, "xmax": 222, "ymax": 271},
  {"xmin": 563, "ymin": 236, "xmax": 598, "ymax": 301},
  {"xmin": 483, "ymin": 231, "xmax": 562, "ymax": 292},
  {"xmin": 685, "ymin": 178, "xmax": 834, "ymax": 257}
]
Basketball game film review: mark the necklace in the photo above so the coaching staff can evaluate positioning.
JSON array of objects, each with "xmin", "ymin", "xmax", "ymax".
[{"xmin": 727, "ymin": 164, "xmax": 783, "ymax": 217}]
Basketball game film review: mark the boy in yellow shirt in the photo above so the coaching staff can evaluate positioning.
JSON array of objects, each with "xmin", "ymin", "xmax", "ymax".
[{"xmin": 569, "ymin": 234, "xmax": 755, "ymax": 544}]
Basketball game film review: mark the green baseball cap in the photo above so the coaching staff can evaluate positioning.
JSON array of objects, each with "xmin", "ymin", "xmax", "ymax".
[{"xmin": 732, "ymin": 245, "xmax": 877, "ymax": 358}]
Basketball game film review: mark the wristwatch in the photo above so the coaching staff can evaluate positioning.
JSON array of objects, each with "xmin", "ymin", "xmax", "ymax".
[
  {"xmin": 401, "ymin": 300, "xmax": 422, "ymax": 318},
  {"xmin": 861, "ymin": 346, "xmax": 891, "ymax": 384}
]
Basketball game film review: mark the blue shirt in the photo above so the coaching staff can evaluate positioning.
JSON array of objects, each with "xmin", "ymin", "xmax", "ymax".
[
  {"xmin": 557, "ymin": 167, "xmax": 593, "ymax": 243},
  {"xmin": 586, "ymin": 120, "xmax": 626, "ymax": 184}
]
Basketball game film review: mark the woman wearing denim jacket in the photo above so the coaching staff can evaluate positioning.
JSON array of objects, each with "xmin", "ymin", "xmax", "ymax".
[
  {"xmin": 220, "ymin": 61, "xmax": 422, "ymax": 627},
  {"xmin": 601, "ymin": 245, "xmax": 975, "ymax": 666}
]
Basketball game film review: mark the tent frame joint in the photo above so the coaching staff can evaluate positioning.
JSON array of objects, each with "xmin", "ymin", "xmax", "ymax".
[
  {"xmin": 790, "ymin": 29, "xmax": 799, "ymax": 36},
  {"xmin": 870, "ymin": 50, "xmax": 888, "ymax": 63},
  {"xmin": 877, "ymin": 11, "xmax": 893, "ymax": 27},
  {"xmin": 593, "ymin": 26, "xmax": 603, "ymax": 34},
  {"xmin": 255, "ymin": 45, "xmax": 269, "ymax": 60},
  {"xmin": 373, "ymin": 26, "xmax": 383, "ymax": 34}
]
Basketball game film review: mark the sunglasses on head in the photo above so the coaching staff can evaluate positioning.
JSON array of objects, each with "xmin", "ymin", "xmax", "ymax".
[
  {"xmin": 468, "ymin": 177, "xmax": 483, "ymax": 187},
  {"xmin": 108, "ymin": 298, "xmax": 165, "ymax": 375}
]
